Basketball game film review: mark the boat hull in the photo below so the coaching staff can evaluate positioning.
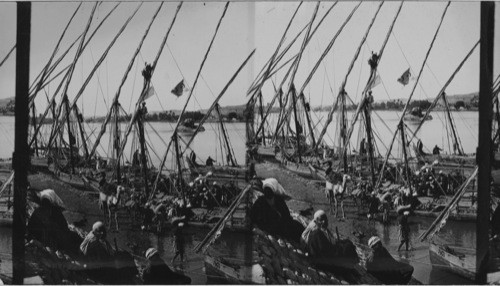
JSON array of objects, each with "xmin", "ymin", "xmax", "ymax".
[
  {"xmin": 178, "ymin": 125, "xmax": 205, "ymax": 135},
  {"xmin": 429, "ymin": 242, "xmax": 475, "ymax": 281},
  {"xmin": 403, "ymin": 114, "xmax": 432, "ymax": 122},
  {"xmin": 204, "ymin": 255, "xmax": 265, "ymax": 284}
]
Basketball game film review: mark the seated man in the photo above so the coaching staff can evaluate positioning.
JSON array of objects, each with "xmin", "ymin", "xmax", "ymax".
[
  {"xmin": 27, "ymin": 189, "xmax": 82, "ymax": 256},
  {"xmin": 250, "ymin": 178, "xmax": 304, "ymax": 242},
  {"xmin": 301, "ymin": 210, "xmax": 337, "ymax": 257},
  {"xmin": 80, "ymin": 221, "xmax": 117, "ymax": 282},
  {"xmin": 301, "ymin": 210, "xmax": 359, "ymax": 272},
  {"xmin": 366, "ymin": 236, "xmax": 414, "ymax": 284},
  {"xmin": 142, "ymin": 248, "xmax": 191, "ymax": 285},
  {"xmin": 80, "ymin": 221, "xmax": 115, "ymax": 262}
]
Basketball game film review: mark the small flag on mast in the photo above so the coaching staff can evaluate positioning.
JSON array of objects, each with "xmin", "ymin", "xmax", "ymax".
[
  {"xmin": 143, "ymin": 85, "xmax": 156, "ymax": 101},
  {"xmin": 171, "ymin": 80, "xmax": 186, "ymax": 97},
  {"xmin": 368, "ymin": 72, "xmax": 381, "ymax": 90},
  {"xmin": 397, "ymin": 68, "xmax": 411, "ymax": 86}
]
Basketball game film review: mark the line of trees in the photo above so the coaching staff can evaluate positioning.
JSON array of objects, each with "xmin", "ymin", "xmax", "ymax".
[{"xmin": 83, "ymin": 110, "xmax": 246, "ymax": 123}]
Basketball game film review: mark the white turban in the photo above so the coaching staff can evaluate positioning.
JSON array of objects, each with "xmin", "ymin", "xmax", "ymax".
[
  {"xmin": 262, "ymin": 178, "xmax": 292, "ymax": 200},
  {"xmin": 39, "ymin": 189, "xmax": 66, "ymax": 209}
]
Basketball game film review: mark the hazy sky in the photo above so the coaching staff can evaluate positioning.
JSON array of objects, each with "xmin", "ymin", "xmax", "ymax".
[{"xmin": 0, "ymin": 1, "xmax": 499, "ymax": 117}]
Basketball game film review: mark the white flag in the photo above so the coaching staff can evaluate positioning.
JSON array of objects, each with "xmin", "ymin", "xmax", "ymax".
[
  {"xmin": 397, "ymin": 68, "xmax": 411, "ymax": 86},
  {"xmin": 143, "ymin": 85, "xmax": 156, "ymax": 101},
  {"xmin": 368, "ymin": 72, "xmax": 382, "ymax": 90}
]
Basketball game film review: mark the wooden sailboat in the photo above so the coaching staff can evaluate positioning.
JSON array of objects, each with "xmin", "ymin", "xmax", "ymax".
[
  {"xmin": 249, "ymin": 2, "xmax": 362, "ymax": 179},
  {"xmin": 28, "ymin": 3, "xmax": 146, "ymax": 192},
  {"xmin": 419, "ymin": 167, "xmax": 478, "ymax": 280},
  {"xmin": 405, "ymin": 40, "xmax": 480, "ymax": 168},
  {"xmin": 428, "ymin": 242, "xmax": 476, "ymax": 280}
]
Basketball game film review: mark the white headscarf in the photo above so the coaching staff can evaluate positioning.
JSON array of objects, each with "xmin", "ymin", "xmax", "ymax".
[
  {"xmin": 39, "ymin": 189, "xmax": 66, "ymax": 209},
  {"xmin": 301, "ymin": 210, "xmax": 328, "ymax": 246},
  {"xmin": 262, "ymin": 178, "xmax": 292, "ymax": 200}
]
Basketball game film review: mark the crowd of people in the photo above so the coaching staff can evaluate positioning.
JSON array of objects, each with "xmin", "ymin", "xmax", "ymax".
[
  {"xmin": 247, "ymin": 176, "xmax": 416, "ymax": 284},
  {"xmin": 411, "ymin": 167, "xmax": 466, "ymax": 198},
  {"xmin": 26, "ymin": 186, "xmax": 191, "ymax": 284}
]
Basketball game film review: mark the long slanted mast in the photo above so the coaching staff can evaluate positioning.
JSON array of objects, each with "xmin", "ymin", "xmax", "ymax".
[
  {"xmin": 29, "ymin": 3, "xmax": 82, "ymax": 103},
  {"xmin": 315, "ymin": 1, "xmax": 383, "ymax": 148},
  {"xmin": 182, "ymin": 49, "xmax": 256, "ymax": 154},
  {"xmin": 30, "ymin": 3, "xmax": 120, "ymax": 147},
  {"xmin": 47, "ymin": 3, "xmax": 98, "ymax": 150},
  {"xmin": 419, "ymin": 167, "xmax": 478, "ymax": 242},
  {"xmin": 0, "ymin": 44, "xmax": 16, "ymax": 68},
  {"xmin": 248, "ymin": 2, "xmax": 303, "ymax": 102},
  {"xmin": 273, "ymin": 2, "xmax": 321, "ymax": 147},
  {"xmin": 151, "ymin": 2, "xmax": 230, "ymax": 194},
  {"xmin": 294, "ymin": 2, "xmax": 361, "ymax": 146},
  {"xmin": 249, "ymin": 2, "xmax": 337, "ymax": 96},
  {"xmin": 45, "ymin": 3, "xmax": 143, "ymax": 151},
  {"xmin": 88, "ymin": 2, "xmax": 169, "ymax": 160},
  {"xmin": 253, "ymin": 2, "xmax": 339, "ymax": 143},
  {"xmin": 407, "ymin": 40, "xmax": 480, "ymax": 147},
  {"xmin": 375, "ymin": 2, "xmax": 451, "ymax": 189},
  {"xmin": 151, "ymin": 49, "xmax": 255, "ymax": 196},
  {"xmin": 342, "ymin": 1, "xmax": 404, "ymax": 154}
]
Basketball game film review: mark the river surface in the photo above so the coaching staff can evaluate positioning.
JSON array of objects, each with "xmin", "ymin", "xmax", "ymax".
[
  {"xmin": 0, "ymin": 111, "xmax": 480, "ymax": 283},
  {"xmin": 0, "ymin": 110, "xmax": 479, "ymax": 165}
]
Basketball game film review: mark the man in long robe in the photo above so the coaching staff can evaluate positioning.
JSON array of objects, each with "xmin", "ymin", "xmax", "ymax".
[
  {"xmin": 142, "ymin": 248, "xmax": 191, "ymax": 284},
  {"xmin": 301, "ymin": 210, "xmax": 359, "ymax": 273},
  {"xmin": 366, "ymin": 236, "xmax": 414, "ymax": 284},
  {"xmin": 250, "ymin": 178, "xmax": 304, "ymax": 242}
]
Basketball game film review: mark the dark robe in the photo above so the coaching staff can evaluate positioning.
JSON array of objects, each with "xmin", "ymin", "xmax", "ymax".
[
  {"xmin": 142, "ymin": 257, "xmax": 191, "ymax": 284},
  {"xmin": 307, "ymin": 227, "xmax": 359, "ymax": 274},
  {"xmin": 27, "ymin": 202, "xmax": 82, "ymax": 255},
  {"xmin": 398, "ymin": 215, "xmax": 410, "ymax": 242},
  {"xmin": 250, "ymin": 196, "xmax": 304, "ymax": 242},
  {"xmin": 366, "ymin": 244, "xmax": 414, "ymax": 284}
]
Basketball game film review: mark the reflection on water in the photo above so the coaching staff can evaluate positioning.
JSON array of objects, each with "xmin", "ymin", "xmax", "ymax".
[{"xmin": 0, "ymin": 227, "xmax": 12, "ymax": 278}]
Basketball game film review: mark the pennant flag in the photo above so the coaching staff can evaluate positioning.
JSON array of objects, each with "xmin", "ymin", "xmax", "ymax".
[
  {"xmin": 143, "ymin": 85, "xmax": 156, "ymax": 101},
  {"xmin": 368, "ymin": 72, "xmax": 382, "ymax": 90},
  {"xmin": 171, "ymin": 80, "xmax": 185, "ymax": 97},
  {"xmin": 397, "ymin": 68, "xmax": 411, "ymax": 86}
]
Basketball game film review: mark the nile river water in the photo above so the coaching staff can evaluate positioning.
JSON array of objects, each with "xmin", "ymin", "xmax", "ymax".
[
  {"xmin": 0, "ymin": 110, "xmax": 480, "ymax": 165},
  {"xmin": 0, "ymin": 110, "xmax": 480, "ymax": 283}
]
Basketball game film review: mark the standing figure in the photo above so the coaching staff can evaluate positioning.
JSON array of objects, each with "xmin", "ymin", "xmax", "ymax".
[
  {"xmin": 432, "ymin": 145, "xmax": 442, "ymax": 155},
  {"xmin": 417, "ymin": 139, "xmax": 425, "ymax": 156},
  {"xmin": 367, "ymin": 192, "xmax": 379, "ymax": 222},
  {"xmin": 171, "ymin": 222, "xmax": 186, "ymax": 263},
  {"xmin": 206, "ymin": 156, "xmax": 215, "ymax": 167},
  {"xmin": 133, "ymin": 149, "xmax": 140, "ymax": 167},
  {"xmin": 359, "ymin": 138, "xmax": 366, "ymax": 156},
  {"xmin": 397, "ymin": 211, "xmax": 411, "ymax": 251},
  {"xmin": 381, "ymin": 197, "xmax": 391, "ymax": 225}
]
